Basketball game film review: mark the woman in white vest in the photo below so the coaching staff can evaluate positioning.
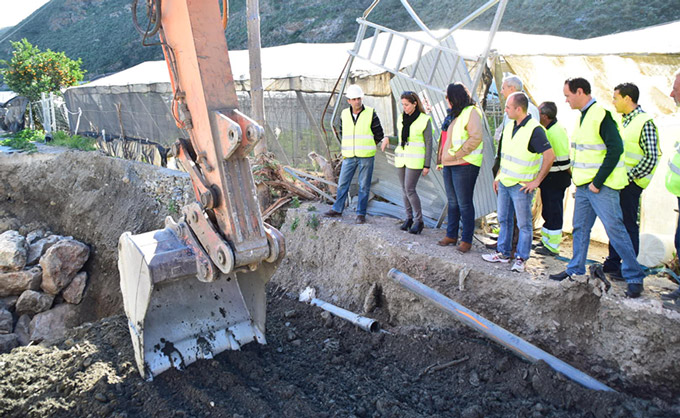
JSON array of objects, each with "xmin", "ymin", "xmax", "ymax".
[
  {"xmin": 394, "ymin": 91, "xmax": 434, "ymax": 234},
  {"xmin": 435, "ymin": 83, "xmax": 483, "ymax": 253}
]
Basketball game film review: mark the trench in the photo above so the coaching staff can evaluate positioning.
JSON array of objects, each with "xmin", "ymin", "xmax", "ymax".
[{"xmin": 1, "ymin": 148, "xmax": 679, "ymax": 417}]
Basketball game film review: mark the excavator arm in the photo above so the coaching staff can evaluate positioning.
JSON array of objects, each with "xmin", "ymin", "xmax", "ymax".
[{"xmin": 119, "ymin": 0, "xmax": 285, "ymax": 380}]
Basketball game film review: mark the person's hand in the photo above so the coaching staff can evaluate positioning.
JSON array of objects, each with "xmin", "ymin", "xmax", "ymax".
[
  {"xmin": 436, "ymin": 164, "xmax": 442, "ymax": 171},
  {"xmin": 493, "ymin": 179, "xmax": 499, "ymax": 194},
  {"xmin": 422, "ymin": 167, "xmax": 430, "ymax": 176},
  {"xmin": 588, "ymin": 183, "xmax": 600, "ymax": 194},
  {"xmin": 519, "ymin": 180, "xmax": 540, "ymax": 193},
  {"xmin": 380, "ymin": 138, "xmax": 388, "ymax": 152}
]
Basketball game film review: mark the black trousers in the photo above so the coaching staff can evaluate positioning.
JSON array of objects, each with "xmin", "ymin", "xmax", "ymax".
[
  {"xmin": 540, "ymin": 171, "xmax": 571, "ymax": 230},
  {"xmin": 604, "ymin": 182, "xmax": 643, "ymax": 271}
]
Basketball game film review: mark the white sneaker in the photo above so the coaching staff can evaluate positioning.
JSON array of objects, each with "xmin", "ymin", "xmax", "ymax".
[
  {"xmin": 511, "ymin": 257, "xmax": 525, "ymax": 272},
  {"xmin": 482, "ymin": 252, "xmax": 511, "ymax": 263}
]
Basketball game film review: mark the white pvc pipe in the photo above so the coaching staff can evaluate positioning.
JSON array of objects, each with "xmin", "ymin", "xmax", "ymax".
[{"xmin": 300, "ymin": 287, "xmax": 379, "ymax": 333}]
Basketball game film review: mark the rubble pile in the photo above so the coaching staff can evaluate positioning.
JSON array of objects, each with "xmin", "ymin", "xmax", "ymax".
[{"xmin": 0, "ymin": 229, "xmax": 90, "ymax": 352}]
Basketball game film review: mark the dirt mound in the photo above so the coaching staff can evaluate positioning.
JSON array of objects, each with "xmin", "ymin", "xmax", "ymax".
[{"xmin": 0, "ymin": 148, "xmax": 194, "ymax": 321}]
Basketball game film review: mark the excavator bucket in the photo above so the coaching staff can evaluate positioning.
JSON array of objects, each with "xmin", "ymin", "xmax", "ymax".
[{"xmin": 118, "ymin": 217, "xmax": 283, "ymax": 380}]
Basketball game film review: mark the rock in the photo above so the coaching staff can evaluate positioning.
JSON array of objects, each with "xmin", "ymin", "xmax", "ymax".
[
  {"xmin": 0, "ymin": 266, "xmax": 42, "ymax": 297},
  {"xmin": 26, "ymin": 235, "xmax": 62, "ymax": 266},
  {"xmin": 40, "ymin": 240, "xmax": 90, "ymax": 295},
  {"xmin": 14, "ymin": 314, "xmax": 31, "ymax": 345},
  {"xmin": 0, "ymin": 333, "xmax": 19, "ymax": 353},
  {"xmin": 62, "ymin": 272, "xmax": 87, "ymax": 304},
  {"xmin": 0, "ymin": 296, "xmax": 18, "ymax": 312},
  {"xmin": 26, "ymin": 230, "xmax": 45, "ymax": 244},
  {"xmin": 0, "ymin": 230, "xmax": 28, "ymax": 272},
  {"xmin": 286, "ymin": 330, "xmax": 297, "ymax": 341},
  {"xmin": 16, "ymin": 290, "xmax": 55, "ymax": 315},
  {"xmin": 29, "ymin": 303, "xmax": 80, "ymax": 342},
  {"xmin": 0, "ymin": 309, "xmax": 13, "ymax": 334},
  {"xmin": 94, "ymin": 392, "xmax": 108, "ymax": 403}
]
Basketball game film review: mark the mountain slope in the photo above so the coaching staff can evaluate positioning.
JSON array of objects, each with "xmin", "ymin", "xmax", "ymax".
[{"xmin": 0, "ymin": 0, "xmax": 678, "ymax": 79}]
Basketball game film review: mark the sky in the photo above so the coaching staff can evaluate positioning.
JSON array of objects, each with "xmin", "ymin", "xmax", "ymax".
[{"xmin": 0, "ymin": 0, "xmax": 50, "ymax": 28}]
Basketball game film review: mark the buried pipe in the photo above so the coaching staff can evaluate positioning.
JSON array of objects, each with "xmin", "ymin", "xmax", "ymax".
[
  {"xmin": 299, "ymin": 287, "xmax": 380, "ymax": 333},
  {"xmin": 387, "ymin": 268, "xmax": 615, "ymax": 392}
]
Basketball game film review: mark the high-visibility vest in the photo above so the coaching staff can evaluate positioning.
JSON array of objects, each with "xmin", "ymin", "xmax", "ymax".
[
  {"xmin": 570, "ymin": 103, "xmax": 628, "ymax": 189},
  {"xmin": 447, "ymin": 105, "xmax": 483, "ymax": 167},
  {"xmin": 666, "ymin": 141, "xmax": 680, "ymax": 196},
  {"xmin": 546, "ymin": 122, "xmax": 570, "ymax": 173},
  {"xmin": 341, "ymin": 107, "xmax": 376, "ymax": 158},
  {"xmin": 394, "ymin": 112, "xmax": 433, "ymax": 170},
  {"xmin": 622, "ymin": 112, "xmax": 660, "ymax": 189},
  {"xmin": 498, "ymin": 117, "xmax": 543, "ymax": 187}
]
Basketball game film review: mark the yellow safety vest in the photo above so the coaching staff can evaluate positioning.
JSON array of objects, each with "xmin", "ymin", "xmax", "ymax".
[
  {"xmin": 447, "ymin": 105, "xmax": 483, "ymax": 167},
  {"xmin": 546, "ymin": 122, "xmax": 570, "ymax": 173},
  {"xmin": 394, "ymin": 113, "xmax": 432, "ymax": 170},
  {"xmin": 666, "ymin": 141, "xmax": 680, "ymax": 196},
  {"xmin": 498, "ymin": 117, "xmax": 543, "ymax": 187},
  {"xmin": 622, "ymin": 112, "xmax": 660, "ymax": 189},
  {"xmin": 341, "ymin": 106, "xmax": 376, "ymax": 158},
  {"xmin": 570, "ymin": 103, "xmax": 628, "ymax": 189}
]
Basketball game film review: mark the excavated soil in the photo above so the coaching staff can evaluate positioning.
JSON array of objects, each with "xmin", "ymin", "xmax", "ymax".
[{"xmin": 0, "ymin": 149, "xmax": 678, "ymax": 417}]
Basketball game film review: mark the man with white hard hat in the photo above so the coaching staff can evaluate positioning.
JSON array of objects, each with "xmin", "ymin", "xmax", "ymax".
[{"xmin": 325, "ymin": 84, "xmax": 387, "ymax": 224}]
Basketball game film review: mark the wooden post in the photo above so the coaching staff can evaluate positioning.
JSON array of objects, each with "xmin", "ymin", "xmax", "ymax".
[{"xmin": 247, "ymin": 0, "xmax": 267, "ymax": 155}]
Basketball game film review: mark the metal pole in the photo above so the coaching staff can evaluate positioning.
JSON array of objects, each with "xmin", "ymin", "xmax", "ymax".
[
  {"xmin": 387, "ymin": 268, "xmax": 615, "ymax": 392},
  {"xmin": 470, "ymin": 0, "xmax": 508, "ymax": 100},
  {"xmin": 247, "ymin": 0, "xmax": 267, "ymax": 155}
]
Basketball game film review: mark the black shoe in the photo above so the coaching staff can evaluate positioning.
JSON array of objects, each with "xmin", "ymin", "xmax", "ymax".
[
  {"xmin": 409, "ymin": 221, "xmax": 424, "ymax": 235},
  {"xmin": 549, "ymin": 271, "xmax": 571, "ymax": 282},
  {"xmin": 400, "ymin": 219, "xmax": 413, "ymax": 231},
  {"xmin": 324, "ymin": 209, "xmax": 342, "ymax": 218},
  {"xmin": 534, "ymin": 245, "xmax": 557, "ymax": 257},
  {"xmin": 356, "ymin": 215, "xmax": 366, "ymax": 224},
  {"xmin": 625, "ymin": 283, "xmax": 643, "ymax": 298},
  {"xmin": 661, "ymin": 288, "xmax": 680, "ymax": 301},
  {"xmin": 485, "ymin": 242, "xmax": 497, "ymax": 250},
  {"xmin": 602, "ymin": 264, "xmax": 624, "ymax": 281}
]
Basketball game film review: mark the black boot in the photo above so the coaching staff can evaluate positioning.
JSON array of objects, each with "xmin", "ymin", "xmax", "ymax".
[
  {"xmin": 409, "ymin": 221, "xmax": 424, "ymax": 235},
  {"xmin": 400, "ymin": 219, "xmax": 413, "ymax": 231}
]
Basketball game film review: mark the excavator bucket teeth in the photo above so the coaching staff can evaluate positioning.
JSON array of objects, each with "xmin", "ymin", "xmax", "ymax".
[{"xmin": 118, "ymin": 226, "xmax": 271, "ymax": 381}]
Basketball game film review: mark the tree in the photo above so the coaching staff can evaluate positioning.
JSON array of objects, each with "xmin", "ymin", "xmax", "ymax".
[{"xmin": 0, "ymin": 38, "xmax": 85, "ymax": 101}]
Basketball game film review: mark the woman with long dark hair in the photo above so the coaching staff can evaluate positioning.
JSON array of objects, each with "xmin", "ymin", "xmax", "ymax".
[
  {"xmin": 435, "ymin": 83, "xmax": 483, "ymax": 252},
  {"xmin": 394, "ymin": 91, "xmax": 434, "ymax": 234}
]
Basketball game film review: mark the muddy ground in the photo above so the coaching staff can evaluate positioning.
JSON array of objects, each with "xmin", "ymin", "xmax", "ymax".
[
  {"xmin": 0, "ymin": 286, "xmax": 676, "ymax": 418},
  {"xmin": 0, "ymin": 149, "xmax": 679, "ymax": 417}
]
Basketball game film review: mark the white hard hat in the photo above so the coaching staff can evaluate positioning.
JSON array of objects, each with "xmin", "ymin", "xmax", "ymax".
[{"xmin": 346, "ymin": 85, "xmax": 364, "ymax": 99}]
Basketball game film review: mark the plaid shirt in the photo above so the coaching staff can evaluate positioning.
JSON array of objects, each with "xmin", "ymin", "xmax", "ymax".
[{"xmin": 623, "ymin": 106, "xmax": 659, "ymax": 183}]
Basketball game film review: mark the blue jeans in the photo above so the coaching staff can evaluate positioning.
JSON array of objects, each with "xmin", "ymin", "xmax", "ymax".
[
  {"xmin": 442, "ymin": 164, "xmax": 480, "ymax": 243},
  {"xmin": 331, "ymin": 156, "xmax": 375, "ymax": 216},
  {"xmin": 497, "ymin": 183, "xmax": 534, "ymax": 260},
  {"xmin": 566, "ymin": 185, "xmax": 645, "ymax": 284}
]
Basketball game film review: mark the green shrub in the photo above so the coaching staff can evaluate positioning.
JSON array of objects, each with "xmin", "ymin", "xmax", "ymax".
[
  {"xmin": 0, "ymin": 129, "xmax": 44, "ymax": 152},
  {"xmin": 48, "ymin": 131, "xmax": 96, "ymax": 151},
  {"xmin": 306, "ymin": 214, "xmax": 320, "ymax": 230}
]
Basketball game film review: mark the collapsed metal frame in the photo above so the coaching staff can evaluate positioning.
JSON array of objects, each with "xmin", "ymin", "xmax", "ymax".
[
  {"xmin": 329, "ymin": 0, "xmax": 509, "ymax": 226},
  {"xmin": 331, "ymin": 0, "xmax": 508, "ymax": 124}
]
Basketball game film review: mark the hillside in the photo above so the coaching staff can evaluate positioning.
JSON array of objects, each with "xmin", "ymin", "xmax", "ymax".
[{"xmin": 0, "ymin": 0, "xmax": 678, "ymax": 79}]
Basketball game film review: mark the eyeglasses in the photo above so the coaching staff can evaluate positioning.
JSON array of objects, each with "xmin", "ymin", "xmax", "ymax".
[{"xmin": 401, "ymin": 91, "xmax": 416, "ymax": 97}]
